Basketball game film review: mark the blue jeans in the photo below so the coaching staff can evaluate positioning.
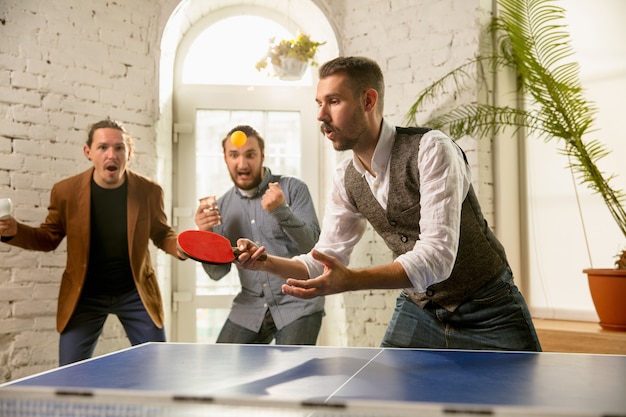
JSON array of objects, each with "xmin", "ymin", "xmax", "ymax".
[
  {"xmin": 381, "ymin": 266, "xmax": 542, "ymax": 351},
  {"xmin": 59, "ymin": 288, "xmax": 166, "ymax": 366},
  {"xmin": 216, "ymin": 310, "xmax": 323, "ymax": 345}
]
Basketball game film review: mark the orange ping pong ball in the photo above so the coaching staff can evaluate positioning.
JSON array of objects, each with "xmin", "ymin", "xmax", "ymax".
[{"xmin": 230, "ymin": 130, "xmax": 247, "ymax": 147}]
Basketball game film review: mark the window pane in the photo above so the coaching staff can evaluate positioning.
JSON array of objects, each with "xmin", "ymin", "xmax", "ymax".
[{"xmin": 182, "ymin": 16, "xmax": 312, "ymax": 86}]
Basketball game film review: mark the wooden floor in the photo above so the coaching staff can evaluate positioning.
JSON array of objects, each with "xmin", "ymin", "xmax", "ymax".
[{"xmin": 534, "ymin": 318, "xmax": 626, "ymax": 354}]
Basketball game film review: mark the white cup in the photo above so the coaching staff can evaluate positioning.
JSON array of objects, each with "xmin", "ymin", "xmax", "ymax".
[{"xmin": 0, "ymin": 198, "xmax": 13, "ymax": 220}]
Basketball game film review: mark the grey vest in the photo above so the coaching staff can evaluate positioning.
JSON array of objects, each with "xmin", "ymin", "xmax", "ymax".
[{"xmin": 344, "ymin": 127, "xmax": 507, "ymax": 311}]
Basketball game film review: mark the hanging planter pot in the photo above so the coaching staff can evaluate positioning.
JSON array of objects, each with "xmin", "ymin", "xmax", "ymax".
[
  {"xmin": 273, "ymin": 57, "xmax": 307, "ymax": 81},
  {"xmin": 583, "ymin": 268, "xmax": 626, "ymax": 331},
  {"xmin": 255, "ymin": 33, "xmax": 326, "ymax": 81}
]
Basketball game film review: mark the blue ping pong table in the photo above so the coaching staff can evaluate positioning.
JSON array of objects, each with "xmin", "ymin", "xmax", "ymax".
[{"xmin": 1, "ymin": 342, "xmax": 625, "ymax": 416}]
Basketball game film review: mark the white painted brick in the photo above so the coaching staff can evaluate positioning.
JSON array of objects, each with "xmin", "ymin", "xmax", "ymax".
[
  {"xmin": 0, "ymin": 317, "xmax": 34, "ymax": 333},
  {"xmin": 28, "ymin": 266, "xmax": 60, "ymax": 280},
  {"xmin": 0, "ymin": 119, "xmax": 30, "ymax": 140},
  {"xmin": 30, "ymin": 344, "xmax": 58, "ymax": 364},
  {"xmin": 24, "ymin": 58, "xmax": 52, "ymax": 77},
  {"xmin": 40, "ymin": 72, "xmax": 83, "ymax": 98},
  {"xmin": 12, "ymin": 138, "xmax": 48, "ymax": 157},
  {"xmin": 50, "ymin": 158, "xmax": 87, "ymax": 177},
  {"xmin": 47, "ymin": 141, "xmax": 82, "ymax": 160},
  {"xmin": 13, "ymin": 267, "xmax": 62, "ymax": 283},
  {"xmin": 13, "ymin": 108, "xmax": 49, "ymax": 128},
  {"xmin": 110, "ymin": 109, "xmax": 154, "ymax": 127},
  {"xmin": 10, "ymin": 173, "xmax": 35, "ymax": 190},
  {"xmin": 0, "ymin": 49, "xmax": 25, "ymax": 70},
  {"xmin": 11, "ymin": 70, "xmax": 39, "ymax": 90},
  {"xmin": 14, "ymin": 330, "xmax": 58, "ymax": 348},
  {"xmin": 68, "ymin": 99, "xmax": 115, "ymax": 118},
  {"xmin": 99, "ymin": 26, "xmax": 132, "ymax": 49},
  {"xmin": 0, "ymin": 33, "xmax": 21, "ymax": 56},
  {"xmin": 0, "ymin": 360, "xmax": 9, "ymax": 382},
  {"xmin": 72, "ymin": 67, "xmax": 115, "ymax": 89},
  {"xmin": 0, "ymin": 70, "xmax": 10, "ymax": 87},
  {"xmin": 40, "ymin": 253, "xmax": 66, "ymax": 268},
  {"xmin": 375, "ymin": 309, "xmax": 393, "ymax": 324},
  {"xmin": 342, "ymin": 293, "xmax": 365, "ymax": 308},
  {"xmin": 98, "ymin": 88, "xmax": 120, "ymax": 106},
  {"xmin": 0, "ymin": 172, "xmax": 9, "ymax": 186},
  {"xmin": 22, "ymin": 156, "xmax": 51, "ymax": 173},
  {"xmin": 29, "ymin": 176, "xmax": 58, "ymax": 191},
  {"xmin": 125, "ymin": 93, "xmax": 148, "ymax": 111},
  {"xmin": 74, "ymin": 84, "xmax": 100, "ymax": 102},
  {"xmin": 9, "ymin": 207, "xmax": 47, "ymax": 223},
  {"xmin": 0, "ymin": 298, "xmax": 10, "ymax": 318},
  {"xmin": 93, "ymin": 318, "xmax": 131, "ymax": 357},
  {"xmin": 0, "ymin": 286, "xmax": 32, "ymax": 302},
  {"xmin": 9, "ymin": 347, "xmax": 30, "ymax": 367},
  {"xmin": 33, "ymin": 284, "xmax": 60, "ymax": 300},
  {"xmin": 48, "ymin": 116, "xmax": 75, "ymax": 134},
  {"xmin": 40, "ymin": 92, "xmax": 64, "ymax": 112},
  {"xmin": 13, "ymin": 300, "xmax": 57, "ymax": 318},
  {"xmin": 62, "ymin": 129, "xmax": 87, "ymax": 146},
  {"xmin": 0, "ymin": 86, "xmax": 41, "ymax": 107},
  {"xmin": 0, "ymin": 137, "xmax": 12, "ymax": 153},
  {"xmin": 34, "ymin": 315, "xmax": 57, "ymax": 330},
  {"xmin": 0, "ymin": 154, "xmax": 24, "ymax": 170}
]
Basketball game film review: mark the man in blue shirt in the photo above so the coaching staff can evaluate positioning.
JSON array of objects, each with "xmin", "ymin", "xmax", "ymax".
[{"xmin": 194, "ymin": 125, "xmax": 323, "ymax": 345}]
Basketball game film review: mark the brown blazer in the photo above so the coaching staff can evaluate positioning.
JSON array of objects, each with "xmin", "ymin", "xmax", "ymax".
[{"xmin": 4, "ymin": 168, "xmax": 179, "ymax": 332}]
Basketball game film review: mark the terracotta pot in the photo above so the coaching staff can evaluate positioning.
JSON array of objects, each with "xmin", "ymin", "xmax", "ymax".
[{"xmin": 583, "ymin": 268, "xmax": 626, "ymax": 331}]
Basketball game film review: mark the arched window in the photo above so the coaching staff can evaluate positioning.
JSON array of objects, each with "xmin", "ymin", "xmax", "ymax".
[
  {"xmin": 169, "ymin": 9, "xmax": 332, "ymax": 343},
  {"xmin": 181, "ymin": 15, "xmax": 312, "ymax": 86}
]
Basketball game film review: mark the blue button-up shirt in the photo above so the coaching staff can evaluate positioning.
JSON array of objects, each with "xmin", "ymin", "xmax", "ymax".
[{"xmin": 202, "ymin": 168, "xmax": 323, "ymax": 331}]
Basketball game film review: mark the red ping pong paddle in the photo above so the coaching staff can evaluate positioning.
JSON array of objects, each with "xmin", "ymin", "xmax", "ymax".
[{"xmin": 177, "ymin": 230, "xmax": 266, "ymax": 264}]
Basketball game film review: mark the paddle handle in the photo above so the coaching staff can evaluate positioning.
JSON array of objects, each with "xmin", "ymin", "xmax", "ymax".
[{"xmin": 232, "ymin": 247, "xmax": 268, "ymax": 261}]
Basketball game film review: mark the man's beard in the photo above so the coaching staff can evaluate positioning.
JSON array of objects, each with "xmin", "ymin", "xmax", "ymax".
[
  {"xmin": 321, "ymin": 120, "xmax": 363, "ymax": 152},
  {"xmin": 231, "ymin": 169, "xmax": 263, "ymax": 191}
]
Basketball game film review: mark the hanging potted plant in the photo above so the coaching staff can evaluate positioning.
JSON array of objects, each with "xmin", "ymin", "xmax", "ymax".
[
  {"xmin": 255, "ymin": 33, "xmax": 326, "ymax": 81},
  {"xmin": 405, "ymin": 0, "xmax": 626, "ymax": 329}
]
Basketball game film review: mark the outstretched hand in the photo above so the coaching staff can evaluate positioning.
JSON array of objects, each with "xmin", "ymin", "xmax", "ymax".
[
  {"xmin": 235, "ymin": 238, "xmax": 267, "ymax": 270},
  {"xmin": 281, "ymin": 249, "xmax": 353, "ymax": 299}
]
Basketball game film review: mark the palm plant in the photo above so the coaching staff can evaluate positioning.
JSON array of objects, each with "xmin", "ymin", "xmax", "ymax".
[{"xmin": 405, "ymin": 0, "xmax": 626, "ymax": 269}]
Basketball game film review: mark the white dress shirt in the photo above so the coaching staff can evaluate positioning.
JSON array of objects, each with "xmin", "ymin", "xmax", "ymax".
[{"xmin": 294, "ymin": 119, "xmax": 471, "ymax": 292}]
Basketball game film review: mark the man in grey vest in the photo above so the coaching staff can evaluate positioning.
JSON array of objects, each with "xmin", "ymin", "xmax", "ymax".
[{"xmin": 236, "ymin": 56, "xmax": 541, "ymax": 351}]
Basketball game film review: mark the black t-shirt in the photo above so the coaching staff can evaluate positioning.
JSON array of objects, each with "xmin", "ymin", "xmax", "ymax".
[{"xmin": 83, "ymin": 179, "xmax": 135, "ymax": 296}]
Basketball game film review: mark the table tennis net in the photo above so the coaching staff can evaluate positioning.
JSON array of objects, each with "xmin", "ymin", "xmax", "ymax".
[
  {"xmin": 0, "ymin": 387, "xmax": 452, "ymax": 417},
  {"xmin": 1, "ymin": 386, "xmax": 595, "ymax": 417}
]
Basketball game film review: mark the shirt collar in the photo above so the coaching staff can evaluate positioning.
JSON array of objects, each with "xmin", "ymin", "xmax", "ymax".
[{"xmin": 352, "ymin": 119, "xmax": 396, "ymax": 177}]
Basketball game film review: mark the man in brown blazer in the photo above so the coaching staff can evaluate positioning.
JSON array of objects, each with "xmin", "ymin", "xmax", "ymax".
[{"xmin": 0, "ymin": 119, "xmax": 185, "ymax": 365}]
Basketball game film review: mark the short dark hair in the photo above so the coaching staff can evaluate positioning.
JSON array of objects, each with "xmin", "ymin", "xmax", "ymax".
[
  {"xmin": 86, "ymin": 118, "xmax": 134, "ymax": 154},
  {"xmin": 319, "ymin": 56, "xmax": 385, "ymax": 113},
  {"xmin": 222, "ymin": 125, "xmax": 265, "ymax": 152}
]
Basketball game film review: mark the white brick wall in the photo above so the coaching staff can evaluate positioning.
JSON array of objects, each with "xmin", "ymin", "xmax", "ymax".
[
  {"xmin": 0, "ymin": 0, "xmax": 162, "ymax": 382},
  {"xmin": 0, "ymin": 0, "xmax": 487, "ymax": 380}
]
